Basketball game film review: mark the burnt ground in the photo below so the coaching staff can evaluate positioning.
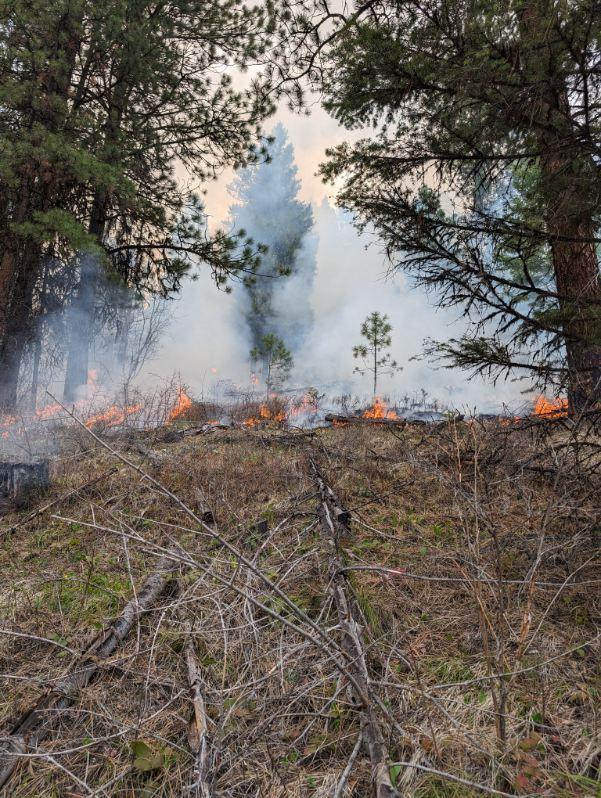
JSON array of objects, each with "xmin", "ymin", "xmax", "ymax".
[{"xmin": 0, "ymin": 417, "xmax": 599, "ymax": 797}]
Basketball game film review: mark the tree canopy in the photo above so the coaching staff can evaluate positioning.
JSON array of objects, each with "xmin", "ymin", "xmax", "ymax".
[
  {"xmin": 314, "ymin": 0, "xmax": 601, "ymax": 411},
  {"xmin": 0, "ymin": 0, "xmax": 278, "ymax": 409}
]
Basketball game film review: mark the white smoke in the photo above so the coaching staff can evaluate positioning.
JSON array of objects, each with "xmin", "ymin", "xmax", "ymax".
[{"xmin": 148, "ymin": 196, "xmax": 528, "ymax": 412}]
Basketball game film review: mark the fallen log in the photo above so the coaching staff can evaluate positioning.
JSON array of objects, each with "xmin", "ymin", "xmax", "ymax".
[
  {"xmin": 311, "ymin": 460, "xmax": 399, "ymax": 798},
  {"xmin": 325, "ymin": 413, "xmax": 406, "ymax": 429},
  {"xmin": 311, "ymin": 462, "xmax": 351, "ymax": 528},
  {"xmin": 0, "ymin": 550, "xmax": 182, "ymax": 791}
]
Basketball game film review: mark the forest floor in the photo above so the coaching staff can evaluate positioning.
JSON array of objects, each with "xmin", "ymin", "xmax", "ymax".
[{"xmin": 0, "ymin": 413, "xmax": 599, "ymax": 797}]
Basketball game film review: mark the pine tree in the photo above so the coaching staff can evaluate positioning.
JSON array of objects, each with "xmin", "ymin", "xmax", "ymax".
[
  {"xmin": 353, "ymin": 312, "xmax": 401, "ymax": 396},
  {"xmin": 251, "ymin": 333, "xmax": 294, "ymax": 392},
  {"xmin": 228, "ymin": 123, "xmax": 316, "ymax": 355},
  {"xmin": 0, "ymin": 0, "xmax": 277, "ymax": 410},
  {"xmin": 318, "ymin": 0, "xmax": 601, "ymax": 412}
]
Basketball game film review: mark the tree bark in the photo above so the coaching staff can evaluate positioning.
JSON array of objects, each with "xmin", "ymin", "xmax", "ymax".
[{"xmin": 540, "ymin": 149, "xmax": 601, "ymax": 411}]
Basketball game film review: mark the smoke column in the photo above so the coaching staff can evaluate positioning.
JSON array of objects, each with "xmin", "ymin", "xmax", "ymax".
[{"xmin": 227, "ymin": 124, "xmax": 317, "ymax": 357}]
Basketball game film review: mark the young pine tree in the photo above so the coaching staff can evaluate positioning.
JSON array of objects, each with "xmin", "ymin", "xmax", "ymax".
[
  {"xmin": 353, "ymin": 312, "xmax": 401, "ymax": 396},
  {"xmin": 228, "ymin": 123, "xmax": 316, "ymax": 354},
  {"xmin": 251, "ymin": 334, "xmax": 293, "ymax": 393}
]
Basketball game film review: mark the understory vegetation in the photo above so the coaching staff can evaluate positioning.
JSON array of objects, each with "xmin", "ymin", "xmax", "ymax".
[{"xmin": 0, "ymin": 415, "xmax": 598, "ymax": 796}]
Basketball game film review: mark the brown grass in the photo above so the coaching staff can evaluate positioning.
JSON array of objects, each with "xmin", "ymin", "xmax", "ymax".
[{"xmin": 0, "ymin": 416, "xmax": 599, "ymax": 797}]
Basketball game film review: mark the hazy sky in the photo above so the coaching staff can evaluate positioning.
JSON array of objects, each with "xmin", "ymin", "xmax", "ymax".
[{"xmin": 203, "ymin": 101, "xmax": 354, "ymax": 225}]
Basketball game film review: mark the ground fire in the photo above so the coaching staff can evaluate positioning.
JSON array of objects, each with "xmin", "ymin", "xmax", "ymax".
[
  {"xmin": 533, "ymin": 395, "xmax": 569, "ymax": 418},
  {"xmin": 362, "ymin": 396, "xmax": 399, "ymax": 419},
  {"xmin": 168, "ymin": 388, "xmax": 193, "ymax": 422}
]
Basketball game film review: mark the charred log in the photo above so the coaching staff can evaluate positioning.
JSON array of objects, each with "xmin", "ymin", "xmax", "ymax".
[{"xmin": 194, "ymin": 489, "xmax": 215, "ymax": 525}]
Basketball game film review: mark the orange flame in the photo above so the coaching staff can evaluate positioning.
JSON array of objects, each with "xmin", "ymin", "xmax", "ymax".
[
  {"xmin": 533, "ymin": 395, "xmax": 568, "ymax": 417},
  {"xmin": 289, "ymin": 392, "xmax": 318, "ymax": 418},
  {"xmin": 363, "ymin": 397, "xmax": 398, "ymax": 420},
  {"xmin": 168, "ymin": 388, "xmax": 192, "ymax": 422},
  {"xmin": 85, "ymin": 403, "xmax": 142, "ymax": 429},
  {"xmin": 243, "ymin": 403, "xmax": 286, "ymax": 427}
]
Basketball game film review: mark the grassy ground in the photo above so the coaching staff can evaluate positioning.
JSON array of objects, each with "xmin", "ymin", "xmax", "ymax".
[{"xmin": 0, "ymin": 416, "xmax": 599, "ymax": 797}]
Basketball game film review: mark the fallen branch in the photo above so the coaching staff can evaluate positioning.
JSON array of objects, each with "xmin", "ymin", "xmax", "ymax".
[
  {"xmin": 311, "ymin": 459, "xmax": 399, "ymax": 798},
  {"xmin": 184, "ymin": 632, "xmax": 213, "ymax": 797},
  {"xmin": 0, "ymin": 550, "xmax": 182, "ymax": 790}
]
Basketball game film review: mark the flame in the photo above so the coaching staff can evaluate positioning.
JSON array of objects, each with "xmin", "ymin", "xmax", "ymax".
[
  {"xmin": 499, "ymin": 416, "xmax": 521, "ymax": 426},
  {"xmin": 533, "ymin": 395, "xmax": 568, "ymax": 417},
  {"xmin": 243, "ymin": 403, "xmax": 286, "ymax": 427},
  {"xmin": 363, "ymin": 397, "xmax": 398, "ymax": 420},
  {"xmin": 85, "ymin": 404, "xmax": 142, "ymax": 429},
  {"xmin": 168, "ymin": 388, "xmax": 192, "ymax": 421},
  {"xmin": 289, "ymin": 392, "xmax": 319, "ymax": 418}
]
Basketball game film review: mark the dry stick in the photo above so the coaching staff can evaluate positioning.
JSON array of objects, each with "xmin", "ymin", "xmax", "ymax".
[
  {"xmin": 184, "ymin": 633, "xmax": 213, "ymax": 798},
  {"xmin": 46, "ymin": 395, "xmax": 370, "ymax": 702},
  {"xmin": 311, "ymin": 459, "xmax": 399, "ymax": 798},
  {"xmin": 332, "ymin": 731, "xmax": 363, "ymax": 798},
  {"xmin": 0, "ymin": 552, "xmax": 181, "ymax": 791}
]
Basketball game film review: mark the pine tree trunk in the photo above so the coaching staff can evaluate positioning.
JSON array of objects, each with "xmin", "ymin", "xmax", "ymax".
[
  {"xmin": 373, "ymin": 345, "xmax": 378, "ymax": 396},
  {"xmin": 518, "ymin": 3, "xmax": 601, "ymax": 412},
  {"xmin": 0, "ymin": 8, "xmax": 84, "ymax": 413},
  {"xmin": 0, "ymin": 246, "xmax": 41, "ymax": 412},
  {"xmin": 62, "ymin": 43, "xmax": 132, "ymax": 401},
  {"xmin": 539, "ymin": 128, "xmax": 601, "ymax": 412},
  {"xmin": 545, "ymin": 202, "xmax": 601, "ymax": 411}
]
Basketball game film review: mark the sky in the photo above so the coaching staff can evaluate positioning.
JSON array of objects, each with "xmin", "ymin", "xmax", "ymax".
[{"xmin": 150, "ymin": 103, "xmax": 530, "ymax": 413}]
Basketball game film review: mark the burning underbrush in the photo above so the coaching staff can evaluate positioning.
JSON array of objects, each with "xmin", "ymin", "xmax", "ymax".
[{"xmin": 0, "ymin": 410, "xmax": 598, "ymax": 797}]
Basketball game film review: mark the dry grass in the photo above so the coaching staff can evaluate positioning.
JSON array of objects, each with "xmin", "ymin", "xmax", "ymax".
[{"xmin": 0, "ymin": 416, "xmax": 599, "ymax": 797}]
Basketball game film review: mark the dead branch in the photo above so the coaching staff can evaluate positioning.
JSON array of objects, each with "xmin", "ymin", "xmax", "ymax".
[
  {"xmin": 184, "ymin": 633, "xmax": 214, "ymax": 797},
  {"xmin": 311, "ymin": 459, "xmax": 399, "ymax": 798},
  {"xmin": 0, "ymin": 550, "xmax": 183, "ymax": 791}
]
